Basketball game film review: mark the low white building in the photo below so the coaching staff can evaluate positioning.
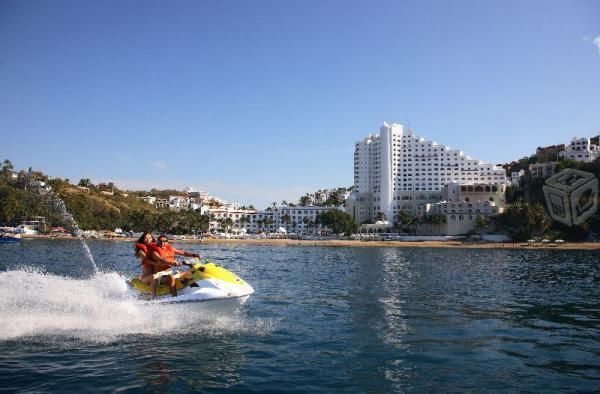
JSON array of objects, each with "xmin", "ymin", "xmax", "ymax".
[
  {"xmin": 239, "ymin": 210, "xmax": 276, "ymax": 234},
  {"xmin": 208, "ymin": 208, "xmax": 249, "ymax": 232},
  {"xmin": 528, "ymin": 162, "xmax": 556, "ymax": 179},
  {"xmin": 185, "ymin": 187, "xmax": 210, "ymax": 199},
  {"xmin": 205, "ymin": 205, "xmax": 340, "ymax": 235},
  {"xmin": 155, "ymin": 198, "xmax": 169, "ymax": 208},
  {"xmin": 277, "ymin": 205, "xmax": 335, "ymax": 234},
  {"xmin": 421, "ymin": 182, "xmax": 506, "ymax": 235},
  {"xmin": 559, "ymin": 137, "xmax": 600, "ymax": 162},
  {"xmin": 140, "ymin": 196, "xmax": 157, "ymax": 205},
  {"xmin": 510, "ymin": 169, "xmax": 525, "ymax": 185},
  {"xmin": 168, "ymin": 196, "xmax": 190, "ymax": 210}
]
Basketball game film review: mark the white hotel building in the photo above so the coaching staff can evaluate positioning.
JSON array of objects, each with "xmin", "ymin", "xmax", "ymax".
[
  {"xmin": 208, "ymin": 205, "xmax": 335, "ymax": 234},
  {"xmin": 346, "ymin": 123, "xmax": 507, "ymax": 224}
]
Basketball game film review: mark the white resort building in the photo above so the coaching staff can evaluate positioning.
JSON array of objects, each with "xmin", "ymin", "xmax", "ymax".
[
  {"xmin": 559, "ymin": 137, "xmax": 600, "ymax": 162},
  {"xmin": 346, "ymin": 123, "xmax": 507, "ymax": 226},
  {"xmin": 137, "ymin": 186, "xmax": 339, "ymax": 235},
  {"xmin": 421, "ymin": 182, "xmax": 506, "ymax": 235},
  {"xmin": 207, "ymin": 205, "xmax": 336, "ymax": 235}
]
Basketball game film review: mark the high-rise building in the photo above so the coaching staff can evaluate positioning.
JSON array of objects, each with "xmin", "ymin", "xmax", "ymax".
[{"xmin": 346, "ymin": 122, "xmax": 507, "ymax": 224}]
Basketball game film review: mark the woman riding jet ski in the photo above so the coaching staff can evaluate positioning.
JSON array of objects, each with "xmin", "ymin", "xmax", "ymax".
[{"xmin": 128, "ymin": 233, "xmax": 254, "ymax": 306}]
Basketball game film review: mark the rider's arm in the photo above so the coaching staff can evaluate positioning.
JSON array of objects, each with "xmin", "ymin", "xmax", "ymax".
[
  {"xmin": 173, "ymin": 248, "xmax": 200, "ymax": 258},
  {"xmin": 151, "ymin": 251, "xmax": 174, "ymax": 266}
]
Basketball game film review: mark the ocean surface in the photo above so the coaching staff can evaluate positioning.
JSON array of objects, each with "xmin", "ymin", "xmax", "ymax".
[{"xmin": 0, "ymin": 239, "xmax": 599, "ymax": 392}]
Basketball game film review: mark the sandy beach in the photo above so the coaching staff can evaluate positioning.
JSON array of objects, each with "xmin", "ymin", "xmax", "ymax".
[{"xmin": 19, "ymin": 234, "xmax": 600, "ymax": 250}]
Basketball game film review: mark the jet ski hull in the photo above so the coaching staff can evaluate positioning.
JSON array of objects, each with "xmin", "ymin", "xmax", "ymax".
[{"xmin": 159, "ymin": 294, "xmax": 252, "ymax": 315}]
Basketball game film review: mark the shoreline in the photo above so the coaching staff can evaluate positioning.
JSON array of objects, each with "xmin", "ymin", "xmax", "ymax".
[{"xmin": 18, "ymin": 234, "xmax": 600, "ymax": 250}]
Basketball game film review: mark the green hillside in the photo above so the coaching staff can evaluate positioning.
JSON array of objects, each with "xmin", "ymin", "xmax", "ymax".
[{"xmin": 0, "ymin": 161, "xmax": 209, "ymax": 234}]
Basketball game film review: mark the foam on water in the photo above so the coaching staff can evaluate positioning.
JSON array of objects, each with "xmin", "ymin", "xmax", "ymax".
[{"xmin": 0, "ymin": 268, "xmax": 269, "ymax": 342}]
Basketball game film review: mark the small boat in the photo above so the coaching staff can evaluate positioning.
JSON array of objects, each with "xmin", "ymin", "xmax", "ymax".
[
  {"xmin": 127, "ymin": 260, "xmax": 254, "ymax": 311},
  {"xmin": 0, "ymin": 233, "xmax": 21, "ymax": 244}
]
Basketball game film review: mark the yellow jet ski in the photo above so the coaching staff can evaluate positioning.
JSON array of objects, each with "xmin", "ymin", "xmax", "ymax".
[{"xmin": 127, "ymin": 260, "xmax": 254, "ymax": 306}]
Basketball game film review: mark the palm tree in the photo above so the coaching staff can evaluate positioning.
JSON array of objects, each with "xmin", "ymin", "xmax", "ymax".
[
  {"xmin": 282, "ymin": 213, "xmax": 291, "ymax": 231},
  {"xmin": 215, "ymin": 218, "xmax": 224, "ymax": 232},
  {"xmin": 302, "ymin": 217, "xmax": 309, "ymax": 234},
  {"xmin": 299, "ymin": 193, "xmax": 312, "ymax": 207},
  {"xmin": 223, "ymin": 217, "xmax": 234, "ymax": 233},
  {"xmin": 1, "ymin": 159, "xmax": 14, "ymax": 180},
  {"xmin": 256, "ymin": 219, "xmax": 263, "ymax": 233},
  {"xmin": 78, "ymin": 178, "xmax": 93, "ymax": 188},
  {"xmin": 474, "ymin": 215, "xmax": 490, "ymax": 234},
  {"xmin": 314, "ymin": 191, "xmax": 324, "ymax": 205},
  {"xmin": 266, "ymin": 217, "xmax": 274, "ymax": 233},
  {"xmin": 395, "ymin": 210, "xmax": 415, "ymax": 233},
  {"xmin": 239, "ymin": 215, "xmax": 249, "ymax": 230}
]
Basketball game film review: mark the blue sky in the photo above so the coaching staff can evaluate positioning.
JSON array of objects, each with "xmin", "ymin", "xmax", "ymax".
[{"xmin": 1, "ymin": 0, "xmax": 599, "ymax": 208}]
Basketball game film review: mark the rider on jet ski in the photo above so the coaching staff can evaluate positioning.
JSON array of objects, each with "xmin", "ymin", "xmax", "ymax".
[{"xmin": 136, "ymin": 233, "xmax": 200, "ymax": 297}]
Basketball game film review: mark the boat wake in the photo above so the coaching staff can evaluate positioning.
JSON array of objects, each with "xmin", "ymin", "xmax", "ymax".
[{"xmin": 0, "ymin": 267, "xmax": 270, "ymax": 342}]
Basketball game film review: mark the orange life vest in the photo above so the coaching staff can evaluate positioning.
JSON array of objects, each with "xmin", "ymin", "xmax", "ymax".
[
  {"xmin": 135, "ymin": 242, "xmax": 155, "ymax": 271},
  {"xmin": 150, "ymin": 243, "xmax": 182, "ymax": 271}
]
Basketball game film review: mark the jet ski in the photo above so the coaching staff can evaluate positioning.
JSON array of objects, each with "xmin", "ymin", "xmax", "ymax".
[{"xmin": 127, "ymin": 259, "xmax": 254, "ymax": 309}]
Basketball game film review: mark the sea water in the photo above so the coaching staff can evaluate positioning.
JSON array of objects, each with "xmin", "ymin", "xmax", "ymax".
[{"xmin": 0, "ymin": 239, "xmax": 598, "ymax": 392}]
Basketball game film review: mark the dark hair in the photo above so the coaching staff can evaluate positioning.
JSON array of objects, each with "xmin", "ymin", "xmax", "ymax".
[
  {"xmin": 137, "ymin": 232, "xmax": 155, "ymax": 244},
  {"xmin": 135, "ymin": 232, "xmax": 154, "ymax": 257},
  {"xmin": 158, "ymin": 234, "xmax": 168, "ymax": 241}
]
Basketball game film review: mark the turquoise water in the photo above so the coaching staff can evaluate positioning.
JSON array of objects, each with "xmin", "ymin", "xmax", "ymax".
[{"xmin": 0, "ymin": 239, "xmax": 599, "ymax": 392}]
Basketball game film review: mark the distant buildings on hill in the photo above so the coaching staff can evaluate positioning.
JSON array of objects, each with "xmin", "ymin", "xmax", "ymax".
[
  {"xmin": 138, "ymin": 187, "xmax": 340, "ymax": 235},
  {"xmin": 535, "ymin": 144, "xmax": 565, "ymax": 163},
  {"xmin": 506, "ymin": 135, "xmax": 599, "ymax": 185}
]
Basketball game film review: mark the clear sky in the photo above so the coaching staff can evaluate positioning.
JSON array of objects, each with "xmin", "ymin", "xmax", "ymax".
[{"xmin": 1, "ymin": 0, "xmax": 599, "ymax": 208}]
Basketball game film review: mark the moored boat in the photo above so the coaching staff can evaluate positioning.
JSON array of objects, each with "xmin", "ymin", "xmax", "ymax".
[{"xmin": 0, "ymin": 233, "xmax": 21, "ymax": 243}]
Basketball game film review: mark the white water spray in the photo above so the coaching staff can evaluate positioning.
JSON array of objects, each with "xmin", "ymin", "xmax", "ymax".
[
  {"xmin": 0, "ymin": 268, "xmax": 270, "ymax": 342},
  {"xmin": 79, "ymin": 238, "xmax": 98, "ymax": 271},
  {"xmin": 45, "ymin": 192, "xmax": 98, "ymax": 272}
]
